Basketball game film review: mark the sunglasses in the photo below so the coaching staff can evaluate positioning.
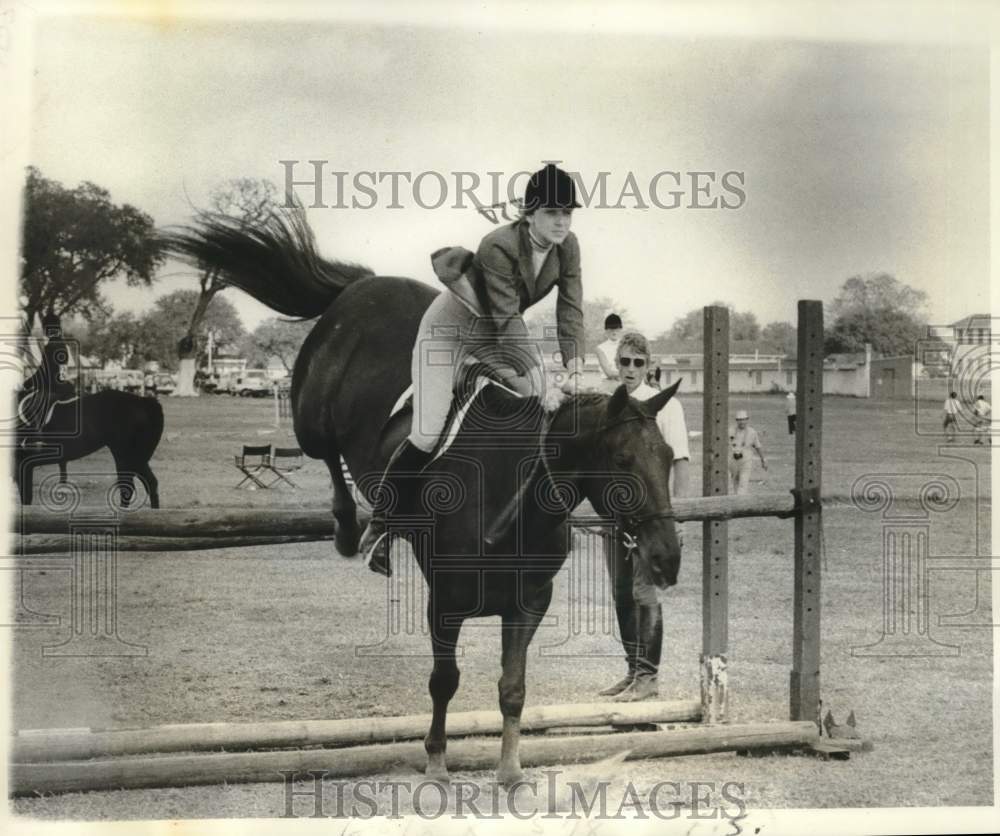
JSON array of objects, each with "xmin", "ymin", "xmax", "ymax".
[{"xmin": 618, "ymin": 357, "xmax": 646, "ymax": 368}]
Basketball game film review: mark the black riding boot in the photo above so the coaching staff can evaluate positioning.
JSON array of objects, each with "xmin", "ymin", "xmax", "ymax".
[
  {"xmin": 613, "ymin": 603, "xmax": 663, "ymax": 702},
  {"xmin": 358, "ymin": 439, "xmax": 432, "ymax": 577},
  {"xmin": 598, "ymin": 598, "xmax": 639, "ymax": 696}
]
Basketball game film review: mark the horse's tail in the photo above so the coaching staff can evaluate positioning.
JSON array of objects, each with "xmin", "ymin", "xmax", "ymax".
[{"xmin": 160, "ymin": 199, "xmax": 375, "ymax": 318}]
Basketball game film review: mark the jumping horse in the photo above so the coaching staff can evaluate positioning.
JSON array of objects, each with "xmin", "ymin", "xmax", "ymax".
[
  {"xmin": 15, "ymin": 329, "xmax": 163, "ymax": 509},
  {"xmin": 164, "ymin": 206, "xmax": 683, "ymax": 784}
]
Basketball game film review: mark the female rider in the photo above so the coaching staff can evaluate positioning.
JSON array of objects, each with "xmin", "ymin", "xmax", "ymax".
[{"xmin": 358, "ymin": 163, "xmax": 586, "ymax": 575}]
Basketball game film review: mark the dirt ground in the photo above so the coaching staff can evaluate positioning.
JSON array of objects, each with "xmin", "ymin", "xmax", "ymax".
[{"xmin": 6, "ymin": 392, "xmax": 993, "ymax": 819}]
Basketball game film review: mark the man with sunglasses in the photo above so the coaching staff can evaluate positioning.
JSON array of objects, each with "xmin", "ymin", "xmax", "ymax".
[{"xmin": 598, "ymin": 331, "xmax": 690, "ymax": 701}]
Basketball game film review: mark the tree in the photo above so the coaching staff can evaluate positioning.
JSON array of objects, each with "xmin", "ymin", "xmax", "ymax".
[
  {"xmin": 241, "ymin": 317, "xmax": 312, "ymax": 372},
  {"xmin": 824, "ymin": 307, "xmax": 927, "ymax": 357},
  {"xmin": 825, "ymin": 274, "xmax": 934, "ymax": 357},
  {"xmin": 831, "ymin": 272, "xmax": 927, "ymax": 320},
  {"xmin": 660, "ymin": 302, "xmax": 761, "ymax": 348},
  {"xmin": 171, "ymin": 177, "xmax": 282, "ymax": 394},
  {"xmin": 760, "ymin": 321, "xmax": 797, "ymax": 357},
  {"xmin": 134, "ymin": 290, "xmax": 245, "ymax": 370},
  {"xmin": 70, "ymin": 310, "xmax": 145, "ymax": 367},
  {"xmin": 19, "ymin": 167, "xmax": 163, "ymax": 332}
]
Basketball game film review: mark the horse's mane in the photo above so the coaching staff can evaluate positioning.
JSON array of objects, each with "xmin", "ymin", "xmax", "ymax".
[{"xmin": 161, "ymin": 197, "xmax": 375, "ymax": 319}]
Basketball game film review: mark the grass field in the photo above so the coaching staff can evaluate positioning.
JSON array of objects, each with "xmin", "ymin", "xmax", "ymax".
[{"xmin": 8, "ymin": 390, "xmax": 993, "ymax": 819}]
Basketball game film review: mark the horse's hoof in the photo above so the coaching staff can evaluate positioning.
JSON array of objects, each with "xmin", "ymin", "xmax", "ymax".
[
  {"xmin": 496, "ymin": 766, "xmax": 524, "ymax": 787},
  {"xmin": 334, "ymin": 530, "xmax": 359, "ymax": 557},
  {"xmin": 424, "ymin": 766, "xmax": 450, "ymax": 784}
]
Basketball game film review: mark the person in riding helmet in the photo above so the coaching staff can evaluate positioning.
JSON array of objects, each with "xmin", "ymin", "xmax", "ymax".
[
  {"xmin": 18, "ymin": 311, "xmax": 74, "ymax": 433},
  {"xmin": 358, "ymin": 162, "xmax": 586, "ymax": 575}
]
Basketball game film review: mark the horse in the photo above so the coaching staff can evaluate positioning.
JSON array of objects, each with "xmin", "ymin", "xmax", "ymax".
[
  {"xmin": 164, "ymin": 206, "xmax": 682, "ymax": 784},
  {"xmin": 15, "ymin": 390, "xmax": 164, "ymax": 509}
]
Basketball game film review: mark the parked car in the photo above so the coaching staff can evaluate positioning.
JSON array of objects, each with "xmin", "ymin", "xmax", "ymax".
[
  {"xmin": 234, "ymin": 369, "xmax": 273, "ymax": 397},
  {"xmin": 119, "ymin": 370, "xmax": 143, "ymax": 393},
  {"xmin": 155, "ymin": 373, "xmax": 177, "ymax": 396}
]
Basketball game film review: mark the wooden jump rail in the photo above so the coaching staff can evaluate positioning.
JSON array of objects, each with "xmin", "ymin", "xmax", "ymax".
[
  {"xmin": 11, "ymin": 720, "xmax": 818, "ymax": 796},
  {"xmin": 9, "ymin": 302, "xmax": 829, "ymax": 795},
  {"xmin": 13, "ymin": 492, "xmax": 800, "ymax": 543}
]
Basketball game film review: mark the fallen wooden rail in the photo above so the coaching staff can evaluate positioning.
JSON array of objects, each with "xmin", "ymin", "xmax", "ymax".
[
  {"xmin": 11, "ymin": 720, "xmax": 817, "ymax": 796},
  {"xmin": 13, "ymin": 700, "xmax": 701, "ymax": 762}
]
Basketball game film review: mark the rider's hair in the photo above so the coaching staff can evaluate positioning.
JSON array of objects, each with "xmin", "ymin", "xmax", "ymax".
[{"xmin": 616, "ymin": 331, "xmax": 649, "ymax": 361}]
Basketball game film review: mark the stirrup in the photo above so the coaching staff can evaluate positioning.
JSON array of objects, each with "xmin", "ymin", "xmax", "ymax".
[{"xmin": 362, "ymin": 530, "xmax": 392, "ymax": 577}]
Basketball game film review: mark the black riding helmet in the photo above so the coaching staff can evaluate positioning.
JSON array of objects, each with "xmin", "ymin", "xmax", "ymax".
[{"xmin": 523, "ymin": 163, "xmax": 581, "ymax": 213}]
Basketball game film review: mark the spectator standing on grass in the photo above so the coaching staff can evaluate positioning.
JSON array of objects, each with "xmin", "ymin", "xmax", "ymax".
[
  {"xmin": 973, "ymin": 394, "xmax": 991, "ymax": 445},
  {"xmin": 646, "ymin": 359, "xmax": 663, "ymax": 390},
  {"xmin": 786, "ymin": 391, "xmax": 797, "ymax": 435},
  {"xmin": 595, "ymin": 313, "xmax": 623, "ymax": 385},
  {"xmin": 729, "ymin": 409, "xmax": 767, "ymax": 495},
  {"xmin": 943, "ymin": 391, "xmax": 960, "ymax": 443},
  {"xmin": 597, "ymin": 330, "xmax": 689, "ymax": 702}
]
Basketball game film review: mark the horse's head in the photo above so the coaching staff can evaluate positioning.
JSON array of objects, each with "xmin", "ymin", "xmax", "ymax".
[{"xmin": 587, "ymin": 381, "xmax": 683, "ymax": 589}]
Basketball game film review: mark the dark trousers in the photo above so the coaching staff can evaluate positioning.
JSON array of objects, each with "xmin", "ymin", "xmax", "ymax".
[
  {"xmin": 787, "ymin": 415, "xmax": 796, "ymax": 435},
  {"xmin": 604, "ymin": 532, "xmax": 663, "ymax": 677}
]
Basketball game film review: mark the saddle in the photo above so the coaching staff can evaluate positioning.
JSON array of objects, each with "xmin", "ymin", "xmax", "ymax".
[{"xmin": 387, "ymin": 362, "xmax": 521, "ymax": 463}]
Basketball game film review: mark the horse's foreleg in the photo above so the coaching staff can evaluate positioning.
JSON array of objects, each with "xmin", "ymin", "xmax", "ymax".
[
  {"xmin": 497, "ymin": 607, "xmax": 546, "ymax": 785},
  {"xmin": 135, "ymin": 463, "xmax": 160, "ymax": 509},
  {"xmin": 326, "ymin": 457, "xmax": 360, "ymax": 556},
  {"xmin": 111, "ymin": 455, "xmax": 135, "ymax": 509},
  {"xmin": 17, "ymin": 460, "xmax": 33, "ymax": 505},
  {"xmin": 425, "ymin": 618, "xmax": 462, "ymax": 782},
  {"xmin": 58, "ymin": 461, "xmax": 67, "ymax": 485}
]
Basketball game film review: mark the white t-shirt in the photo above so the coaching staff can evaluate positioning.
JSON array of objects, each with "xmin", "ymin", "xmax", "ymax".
[
  {"xmin": 595, "ymin": 338, "xmax": 620, "ymax": 380},
  {"xmin": 974, "ymin": 399, "xmax": 991, "ymax": 418},
  {"xmin": 786, "ymin": 393, "xmax": 797, "ymax": 415},
  {"xmin": 631, "ymin": 381, "xmax": 690, "ymax": 461},
  {"xmin": 943, "ymin": 397, "xmax": 960, "ymax": 415}
]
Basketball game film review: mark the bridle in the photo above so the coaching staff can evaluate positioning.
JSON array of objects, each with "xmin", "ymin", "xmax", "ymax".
[
  {"xmin": 541, "ymin": 409, "xmax": 676, "ymax": 556},
  {"xmin": 484, "ymin": 398, "xmax": 676, "ymax": 548}
]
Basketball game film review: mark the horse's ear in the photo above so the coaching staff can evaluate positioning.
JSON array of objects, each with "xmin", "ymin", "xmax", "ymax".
[
  {"xmin": 643, "ymin": 378, "xmax": 681, "ymax": 415},
  {"xmin": 608, "ymin": 383, "xmax": 630, "ymax": 416}
]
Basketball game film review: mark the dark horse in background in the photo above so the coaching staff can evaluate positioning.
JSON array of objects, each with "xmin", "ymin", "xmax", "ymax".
[
  {"xmin": 165, "ymin": 206, "xmax": 682, "ymax": 783},
  {"xmin": 15, "ymin": 327, "xmax": 163, "ymax": 509}
]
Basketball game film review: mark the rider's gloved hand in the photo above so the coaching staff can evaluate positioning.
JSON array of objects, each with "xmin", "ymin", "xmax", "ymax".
[{"xmin": 560, "ymin": 371, "xmax": 582, "ymax": 396}]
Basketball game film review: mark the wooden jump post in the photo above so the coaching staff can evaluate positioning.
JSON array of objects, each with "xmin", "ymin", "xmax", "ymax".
[{"xmin": 699, "ymin": 300, "xmax": 824, "ymax": 730}]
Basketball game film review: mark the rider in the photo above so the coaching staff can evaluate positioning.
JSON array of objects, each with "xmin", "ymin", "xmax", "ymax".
[
  {"xmin": 18, "ymin": 311, "xmax": 74, "ymax": 433},
  {"xmin": 358, "ymin": 162, "xmax": 587, "ymax": 576}
]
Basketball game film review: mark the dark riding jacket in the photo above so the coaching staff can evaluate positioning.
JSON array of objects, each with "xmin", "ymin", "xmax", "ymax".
[{"xmin": 469, "ymin": 219, "xmax": 584, "ymax": 374}]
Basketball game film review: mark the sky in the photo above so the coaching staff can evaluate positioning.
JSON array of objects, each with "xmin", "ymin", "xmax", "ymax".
[{"xmin": 6, "ymin": 2, "xmax": 994, "ymax": 339}]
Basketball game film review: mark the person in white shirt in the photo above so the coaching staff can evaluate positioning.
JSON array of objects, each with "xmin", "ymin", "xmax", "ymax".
[
  {"xmin": 786, "ymin": 391, "xmax": 797, "ymax": 435},
  {"xmin": 598, "ymin": 330, "xmax": 689, "ymax": 702},
  {"xmin": 973, "ymin": 394, "xmax": 991, "ymax": 445},
  {"xmin": 943, "ymin": 391, "xmax": 960, "ymax": 443},
  {"xmin": 595, "ymin": 313, "xmax": 623, "ymax": 386}
]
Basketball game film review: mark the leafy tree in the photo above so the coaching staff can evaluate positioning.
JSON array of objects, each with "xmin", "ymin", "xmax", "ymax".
[
  {"xmin": 68, "ymin": 310, "xmax": 145, "ymax": 367},
  {"xmin": 760, "ymin": 321, "xmax": 797, "ymax": 357},
  {"xmin": 241, "ymin": 317, "xmax": 312, "ymax": 372},
  {"xmin": 133, "ymin": 290, "xmax": 245, "ymax": 370},
  {"xmin": 169, "ymin": 178, "xmax": 282, "ymax": 392},
  {"xmin": 659, "ymin": 302, "xmax": 761, "ymax": 349},
  {"xmin": 19, "ymin": 167, "xmax": 163, "ymax": 332},
  {"xmin": 831, "ymin": 272, "xmax": 926, "ymax": 320},
  {"xmin": 825, "ymin": 273, "xmax": 936, "ymax": 357},
  {"xmin": 824, "ymin": 307, "xmax": 928, "ymax": 357}
]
